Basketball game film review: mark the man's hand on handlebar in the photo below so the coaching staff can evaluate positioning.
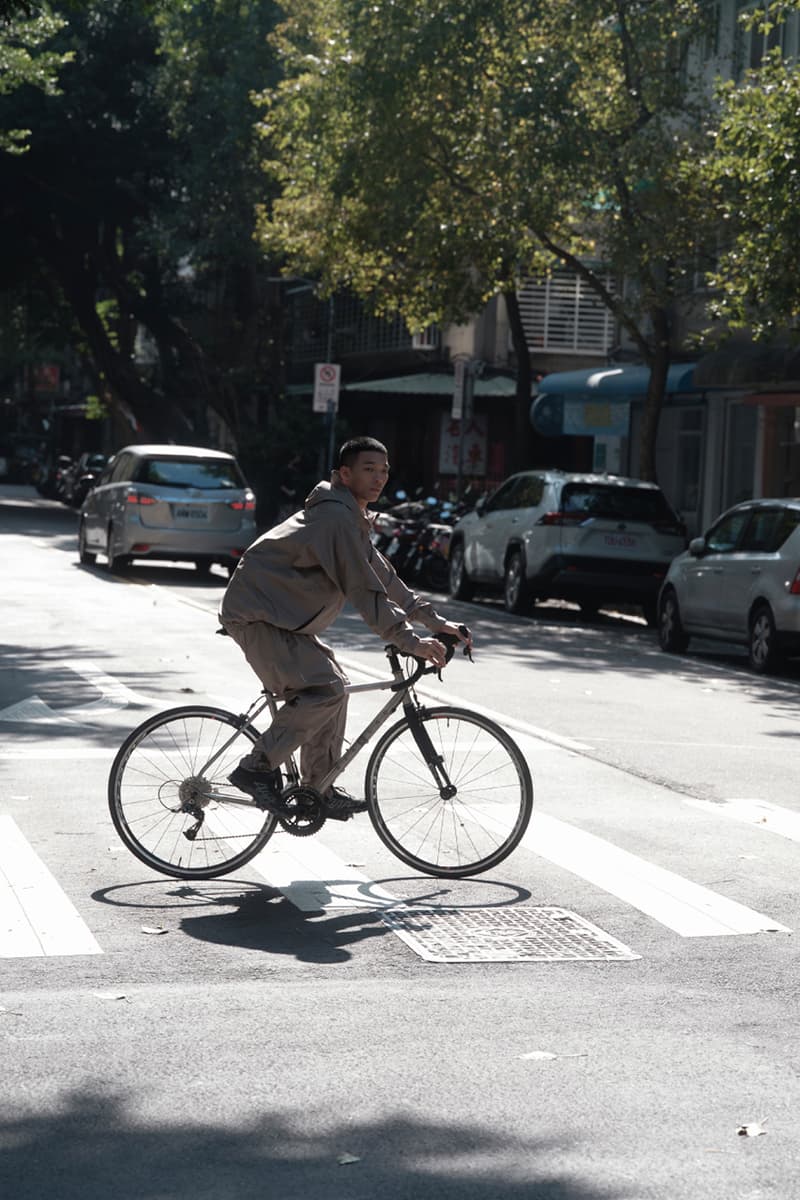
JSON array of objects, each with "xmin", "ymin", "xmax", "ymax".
[
  {"xmin": 416, "ymin": 637, "xmax": 449, "ymax": 669},
  {"xmin": 438, "ymin": 621, "xmax": 473, "ymax": 655}
]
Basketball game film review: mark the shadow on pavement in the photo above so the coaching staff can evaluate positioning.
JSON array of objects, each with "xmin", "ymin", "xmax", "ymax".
[{"xmin": 0, "ymin": 1087, "xmax": 629, "ymax": 1200}]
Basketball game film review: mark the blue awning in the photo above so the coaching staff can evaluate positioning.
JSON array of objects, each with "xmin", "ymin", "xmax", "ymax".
[{"xmin": 531, "ymin": 362, "xmax": 699, "ymax": 436}]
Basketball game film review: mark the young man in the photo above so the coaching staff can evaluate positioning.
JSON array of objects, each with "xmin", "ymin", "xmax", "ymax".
[{"xmin": 219, "ymin": 436, "xmax": 471, "ymax": 820}]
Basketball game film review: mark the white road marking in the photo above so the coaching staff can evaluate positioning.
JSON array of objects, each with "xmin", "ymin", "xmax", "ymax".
[
  {"xmin": 0, "ymin": 815, "xmax": 102, "ymax": 957},
  {"xmin": 204, "ymin": 806, "xmax": 399, "ymax": 911},
  {"xmin": 684, "ymin": 797, "xmax": 800, "ymax": 843},
  {"xmin": 0, "ymin": 747, "xmax": 116, "ymax": 760},
  {"xmin": 0, "ymin": 660, "xmax": 151, "ymax": 725},
  {"xmin": 336, "ymin": 654, "xmax": 591, "ymax": 753},
  {"xmin": 528, "ymin": 812, "xmax": 791, "ymax": 937}
]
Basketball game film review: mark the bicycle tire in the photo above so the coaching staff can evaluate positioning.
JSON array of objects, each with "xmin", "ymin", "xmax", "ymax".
[
  {"xmin": 364, "ymin": 706, "xmax": 532, "ymax": 878},
  {"xmin": 108, "ymin": 705, "xmax": 278, "ymax": 879}
]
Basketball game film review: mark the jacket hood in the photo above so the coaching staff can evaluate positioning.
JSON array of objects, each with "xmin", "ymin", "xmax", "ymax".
[{"xmin": 305, "ymin": 479, "xmax": 368, "ymax": 523}]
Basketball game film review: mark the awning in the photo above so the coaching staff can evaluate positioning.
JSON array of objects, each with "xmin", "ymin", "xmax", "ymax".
[
  {"xmin": 531, "ymin": 362, "xmax": 699, "ymax": 436},
  {"xmin": 345, "ymin": 372, "xmax": 519, "ymax": 397}
]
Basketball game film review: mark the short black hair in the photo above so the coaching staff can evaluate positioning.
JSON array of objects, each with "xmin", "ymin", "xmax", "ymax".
[{"xmin": 338, "ymin": 436, "xmax": 388, "ymax": 469}]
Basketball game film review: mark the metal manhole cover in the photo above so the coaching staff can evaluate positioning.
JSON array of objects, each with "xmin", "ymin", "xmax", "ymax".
[{"xmin": 381, "ymin": 906, "xmax": 640, "ymax": 963}]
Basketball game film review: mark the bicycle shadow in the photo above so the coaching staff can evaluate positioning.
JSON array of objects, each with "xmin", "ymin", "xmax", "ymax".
[{"xmin": 93, "ymin": 877, "xmax": 533, "ymax": 964}]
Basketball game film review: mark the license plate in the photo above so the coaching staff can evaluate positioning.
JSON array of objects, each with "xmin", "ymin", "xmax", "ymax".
[
  {"xmin": 174, "ymin": 506, "xmax": 208, "ymax": 521},
  {"xmin": 603, "ymin": 533, "xmax": 637, "ymax": 548}
]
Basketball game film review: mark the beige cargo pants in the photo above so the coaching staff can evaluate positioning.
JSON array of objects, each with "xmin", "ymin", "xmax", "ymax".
[{"xmin": 224, "ymin": 621, "xmax": 349, "ymax": 792}]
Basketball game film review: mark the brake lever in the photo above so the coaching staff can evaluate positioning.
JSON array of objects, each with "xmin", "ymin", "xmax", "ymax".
[{"xmin": 458, "ymin": 623, "xmax": 474, "ymax": 662}]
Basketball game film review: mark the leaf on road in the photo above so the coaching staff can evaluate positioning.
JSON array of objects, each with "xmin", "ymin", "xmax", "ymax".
[
  {"xmin": 737, "ymin": 1120, "xmax": 768, "ymax": 1137},
  {"xmin": 92, "ymin": 991, "xmax": 129, "ymax": 1001},
  {"xmin": 337, "ymin": 1153, "xmax": 361, "ymax": 1165},
  {"xmin": 141, "ymin": 925, "xmax": 168, "ymax": 936}
]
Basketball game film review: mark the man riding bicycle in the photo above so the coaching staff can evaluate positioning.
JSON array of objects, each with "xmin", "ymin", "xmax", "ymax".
[{"xmin": 219, "ymin": 435, "xmax": 471, "ymax": 821}]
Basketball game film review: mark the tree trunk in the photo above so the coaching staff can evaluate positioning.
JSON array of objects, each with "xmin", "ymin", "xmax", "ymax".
[
  {"xmin": 503, "ymin": 288, "xmax": 533, "ymax": 472},
  {"xmin": 637, "ymin": 306, "xmax": 671, "ymax": 482}
]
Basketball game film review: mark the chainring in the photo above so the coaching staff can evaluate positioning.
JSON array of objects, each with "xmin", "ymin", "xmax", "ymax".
[{"xmin": 277, "ymin": 785, "xmax": 326, "ymax": 837}]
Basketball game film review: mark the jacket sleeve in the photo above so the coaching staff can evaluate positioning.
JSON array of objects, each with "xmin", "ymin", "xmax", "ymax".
[
  {"xmin": 315, "ymin": 516, "xmax": 430, "ymax": 654},
  {"xmin": 370, "ymin": 547, "xmax": 447, "ymax": 631}
]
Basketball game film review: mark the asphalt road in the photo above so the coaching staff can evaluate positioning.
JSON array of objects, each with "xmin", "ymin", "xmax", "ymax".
[{"xmin": 2, "ymin": 485, "xmax": 799, "ymax": 1200}]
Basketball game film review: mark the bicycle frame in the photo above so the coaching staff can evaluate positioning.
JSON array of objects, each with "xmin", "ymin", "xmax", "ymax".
[{"xmin": 197, "ymin": 645, "xmax": 437, "ymax": 796}]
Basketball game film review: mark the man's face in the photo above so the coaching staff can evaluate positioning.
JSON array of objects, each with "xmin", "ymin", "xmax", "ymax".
[{"xmin": 339, "ymin": 451, "xmax": 390, "ymax": 506}]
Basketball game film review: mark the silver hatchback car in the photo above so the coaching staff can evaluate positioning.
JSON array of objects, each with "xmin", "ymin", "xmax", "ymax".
[
  {"xmin": 658, "ymin": 498, "xmax": 800, "ymax": 672},
  {"xmin": 78, "ymin": 444, "xmax": 257, "ymax": 576}
]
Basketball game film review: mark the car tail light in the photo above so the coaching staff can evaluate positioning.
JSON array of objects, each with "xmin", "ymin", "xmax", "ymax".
[
  {"xmin": 789, "ymin": 568, "xmax": 800, "ymax": 595},
  {"xmin": 126, "ymin": 490, "xmax": 156, "ymax": 506},
  {"xmin": 228, "ymin": 498, "xmax": 256, "ymax": 512},
  {"xmin": 131, "ymin": 543, "xmax": 151, "ymax": 552},
  {"xmin": 536, "ymin": 512, "xmax": 586, "ymax": 526}
]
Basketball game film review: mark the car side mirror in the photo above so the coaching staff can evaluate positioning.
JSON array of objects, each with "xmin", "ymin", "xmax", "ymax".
[
  {"xmin": 688, "ymin": 536, "xmax": 706, "ymax": 557},
  {"xmin": 474, "ymin": 496, "xmax": 487, "ymax": 517}
]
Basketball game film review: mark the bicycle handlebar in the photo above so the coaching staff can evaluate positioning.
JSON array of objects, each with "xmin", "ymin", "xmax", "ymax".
[{"xmin": 390, "ymin": 624, "xmax": 472, "ymax": 689}]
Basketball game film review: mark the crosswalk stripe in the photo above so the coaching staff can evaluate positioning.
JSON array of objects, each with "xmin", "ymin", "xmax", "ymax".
[
  {"xmin": 203, "ymin": 806, "xmax": 399, "ymax": 911},
  {"xmin": 528, "ymin": 813, "xmax": 791, "ymax": 937},
  {"xmin": 0, "ymin": 815, "xmax": 102, "ymax": 957},
  {"xmin": 683, "ymin": 797, "xmax": 800, "ymax": 843}
]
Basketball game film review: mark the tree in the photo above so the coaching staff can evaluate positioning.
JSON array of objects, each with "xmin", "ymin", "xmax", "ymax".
[
  {"xmin": 0, "ymin": 0, "xmax": 289, "ymax": 462},
  {"xmin": 703, "ymin": 1, "xmax": 800, "ymax": 338},
  {"xmin": 256, "ymin": 0, "xmax": 719, "ymax": 480}
]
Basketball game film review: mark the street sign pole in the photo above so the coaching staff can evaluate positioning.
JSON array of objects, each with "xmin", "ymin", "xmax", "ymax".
[{"xmin": 313, "ymin": 361, "xmax": 341, "ymax": 474}]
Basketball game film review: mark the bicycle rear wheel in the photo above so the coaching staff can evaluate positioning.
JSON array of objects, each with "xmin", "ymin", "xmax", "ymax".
[
  {"xmin": 364, "ymin": 706, "xmax": 532, "ymax": 878},
  {"xmin": 108, "ymin": 705, "xmax": 278, "ymax": 879}
]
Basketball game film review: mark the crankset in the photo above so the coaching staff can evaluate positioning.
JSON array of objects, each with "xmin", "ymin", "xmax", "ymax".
[{"xmin": 277, "ymin": 785, "xmax": 326, "ymax": 837}]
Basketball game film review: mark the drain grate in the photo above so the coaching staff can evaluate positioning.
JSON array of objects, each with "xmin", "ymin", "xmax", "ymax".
[{"xmin": 381, "ymin": 906, "xmax": 640, "ymax": 963}]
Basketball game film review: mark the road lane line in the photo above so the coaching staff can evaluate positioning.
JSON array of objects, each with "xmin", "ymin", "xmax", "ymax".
[
  {"xmin": 0, "ymin": 815, "xmax": 103, "ymax": 957},
  {"xmin": 528, "ymin": 812, "xmax": 791, "ymax": 937},
  {"xmin": 683, "ymin": 797, "xmax": 800, "ymax": 843},
  {"xmin": 204, "ymin": 807, "xmax": 399, "ymax": 911}
]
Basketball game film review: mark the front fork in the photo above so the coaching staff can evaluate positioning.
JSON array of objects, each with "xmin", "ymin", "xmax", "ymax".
[{"xmin": 403, "ymin": 700, "xmax": 457, "ymax": 799}]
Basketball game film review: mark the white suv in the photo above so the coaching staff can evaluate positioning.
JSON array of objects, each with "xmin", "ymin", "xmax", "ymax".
[
  {"xmin": 448, "ymin": 471, "xmax": 687, "ymax": 623},
  {"xmin": 658, "ymin": 498, "xmax": 800, "ymax": 672}
]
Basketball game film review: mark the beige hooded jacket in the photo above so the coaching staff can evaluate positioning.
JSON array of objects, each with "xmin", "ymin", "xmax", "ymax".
[{"xmin": 219, "ymin": 480, "xmax": 446, "ymax": 655}]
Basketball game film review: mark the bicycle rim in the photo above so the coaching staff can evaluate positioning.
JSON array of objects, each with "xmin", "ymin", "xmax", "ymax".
[
  {"xmin": 108, "ymin": 706, "xmax": 277, "ymax": 879},
  {"xmin": 365, "ymin": 706, "xmax": 532, "ymax": 877}
]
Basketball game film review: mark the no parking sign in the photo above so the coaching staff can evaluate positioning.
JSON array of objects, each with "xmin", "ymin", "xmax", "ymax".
[{"xmin": 313, "ymin": 362, "xmax": 341, "ymax": 413}]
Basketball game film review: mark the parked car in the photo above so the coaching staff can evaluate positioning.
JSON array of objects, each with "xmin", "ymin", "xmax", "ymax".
[
  {"xmin": 78, "ymin": 444, "xmax": 257, "ymax": 576},
  {"xmin": 448, "ymin": 470, "xmax": 687, "ymax": 623},
  {"xmin": 658, "ymin": 498, "xmax": 800, "ymax": 673}
]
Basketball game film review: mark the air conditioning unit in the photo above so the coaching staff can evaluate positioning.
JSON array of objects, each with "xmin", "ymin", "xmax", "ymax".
[{"xmin": 411, "ymin": 326, "xmax": 440, "ymax": 351}]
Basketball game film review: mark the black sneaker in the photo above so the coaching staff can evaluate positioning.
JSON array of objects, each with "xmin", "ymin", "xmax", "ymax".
[
  {"xmin": 321, "ymin": 786, "xmax": 368, "ymax": 822},
  {"xmin": 228, "ymin": 764, "xmax": 284, "ymax": 815}
]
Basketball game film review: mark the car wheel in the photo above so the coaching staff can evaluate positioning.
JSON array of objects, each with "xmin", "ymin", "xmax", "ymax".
[
  {"xmin": 106, "ymin": 525, "xmax": 130, "ymax": 575},
  {"xmin": 503, "ymin": 550, "xmax": 533, "ymax": 614},
  {"xmin": 658, "ymin": 588, "xmax": 690, "ymax": 653},
  {"xmin": 579, "ymin": 597, "xmax": 601, "ymax": 620},
  {"xmin": 448, "ymin": 542, "xmax": 474, "ymax": 601},
  {"xmin": 749, "ymin": 603, "xmax": 781, "ymax": 674},
  {"xmin": 78, "ymin": 520, "xmax": 96, "ymax": 566},
  {"xmin": 194, "ymin": 560, "xmax": 213, "ymax": 576}
]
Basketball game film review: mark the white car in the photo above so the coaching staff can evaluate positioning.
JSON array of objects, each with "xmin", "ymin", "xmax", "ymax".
[
  {"xmin": 78, "ymin": 444, "xmax": 257, "ymax": 576},
  {"xmin": 658, "ymin": 498, "xmax": 800, "ymax": 672},
  {"xmin": 448, "ymin": 470, "xmax": 687, "ymax": 623}
]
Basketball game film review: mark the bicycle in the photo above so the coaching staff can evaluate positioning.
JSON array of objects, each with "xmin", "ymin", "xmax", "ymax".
[{"xmin": 107, "ymin": 631, "xmax": 533, "ymax": 881}]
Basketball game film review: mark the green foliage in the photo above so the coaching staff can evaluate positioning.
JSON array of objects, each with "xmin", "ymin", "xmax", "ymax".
[
  {"xmin": 0, "ymin": 9, "xmax": 71, "ymax": 152},
  {"xmin": 257, "ymin": 0, "xmax": 715, "ymax": 339},
  {"xmin": 704, "ymin": 2, "xmax": 800, "ymax": 337}
]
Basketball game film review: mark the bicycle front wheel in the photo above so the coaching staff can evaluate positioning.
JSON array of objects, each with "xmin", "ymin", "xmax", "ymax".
[
  {"xmin": 365, "ymin": 706, "xmax": 532, "ymax": 878},
  {"xmin": 108, "ymin": 705, "xmax": 278, "ymax": 879}
]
